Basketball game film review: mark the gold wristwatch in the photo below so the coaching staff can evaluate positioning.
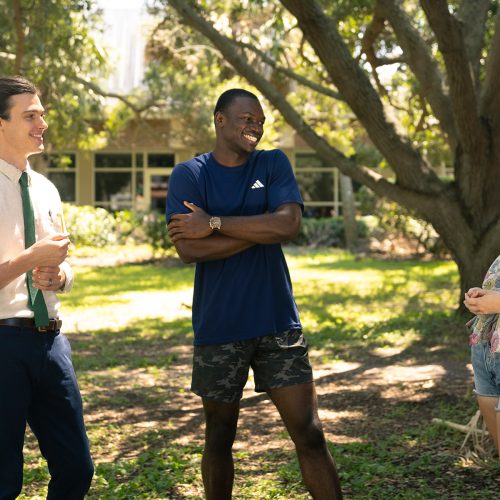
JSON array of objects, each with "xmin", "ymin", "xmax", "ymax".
[{"xmin": 209, "ymin": 216, "xmax": 222, "ymax": 230}]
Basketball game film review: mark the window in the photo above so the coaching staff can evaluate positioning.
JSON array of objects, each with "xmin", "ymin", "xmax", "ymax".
[
  {"xmin": 93, "ymin": 152, "xmax": 175, "ymax": 210},
  {"xmin": 150, "ymin": 174, "xmax": 169, "ymax": 212},
  {"xmin": 147, "ymin": 153, "xmax": 175, "ymax": 167},
  {"xmin": 95, "ymin": 172, "xmax": 132, "ymax": 210},
  {"xmin": 45, "ymin": 153, "xmax": 76, "ymax": 202},
  {"xmin": 95, "ymin": 153, "xmax": 132, "ymax": 168},
  {"xmin": 94, "ymin": 153, "xmax": 134, "ymax": 209}
]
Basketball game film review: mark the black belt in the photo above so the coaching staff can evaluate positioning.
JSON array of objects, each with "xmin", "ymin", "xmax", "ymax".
[{"xmin": 0, "ymin": 317, "xmax": 62, "ymax": 332}]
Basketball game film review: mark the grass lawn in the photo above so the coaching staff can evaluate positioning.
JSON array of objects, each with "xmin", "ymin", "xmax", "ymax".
[{"xmin": 19, "ymin": 248, "xmax": 500, "ymax": 499}]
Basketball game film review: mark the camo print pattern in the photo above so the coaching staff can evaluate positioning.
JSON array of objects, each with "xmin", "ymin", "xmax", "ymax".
[{"xmin": 191, "ymin": 329, "xmax": 313, "ymax": 403}]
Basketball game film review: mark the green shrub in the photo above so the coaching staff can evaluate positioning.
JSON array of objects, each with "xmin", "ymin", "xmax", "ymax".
[
  {"xmin": 356, "ymin": 186, "xmax": 447, "ymax": 256},
  {"xmin": 373, "ymin": 200, "xmax": 444, "ymax": 255},
  {"xmin": 141, "ymin": 212, "xmax": 172, "ymax": 254},
  {"xmin": 61, "ymin": 204, "xmax": 172, "ymax": 251},
  {"xmin": 293, "ymin": 217, "xmax": 367, "ymax": 247},
  {"xmin": 62, "ymin": 203, "xmax": 117, "ymax": 247},
  {"xmin": 113, "ymin": 210, "xmax": 143, "ymax": 244}
]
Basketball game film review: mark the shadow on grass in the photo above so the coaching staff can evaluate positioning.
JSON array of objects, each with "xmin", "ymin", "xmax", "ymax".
[
  {"xmin": 68, "ymin": 317, "xmax": 193, "ymax": 371},
  {"xmin": 22, "ymin": 254, "xmax": 496, "ymax": 499},
  {"xmin": 20, "ymin": 305, "xmax": 494, "ymax": 499}
]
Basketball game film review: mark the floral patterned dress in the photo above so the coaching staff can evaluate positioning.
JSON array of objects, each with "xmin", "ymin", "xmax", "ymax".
[{"xmin": 468, "ymin": 255, "xmax": 500, "ymax": 353}]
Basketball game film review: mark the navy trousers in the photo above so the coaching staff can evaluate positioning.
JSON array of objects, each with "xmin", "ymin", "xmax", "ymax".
[{"xmin": 0, "ymin": 326, "xmax": 93, "ymax": 500}]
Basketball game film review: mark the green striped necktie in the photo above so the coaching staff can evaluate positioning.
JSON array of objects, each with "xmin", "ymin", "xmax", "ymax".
[{"xmin": 19, "ymin": 171, "xmax": 49, "ymax": 327}]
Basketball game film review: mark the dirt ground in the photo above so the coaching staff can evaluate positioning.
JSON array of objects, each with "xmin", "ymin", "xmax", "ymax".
[{"xmin": 64, "ymin": 248, "xmax": 498, "ymax": 498}]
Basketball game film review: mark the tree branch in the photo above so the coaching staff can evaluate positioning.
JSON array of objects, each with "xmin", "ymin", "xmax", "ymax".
[
  {"xmin": 71, "ymin": 76, "xmax": 158, "ymax": 115},
  {"xmin": 420, "ymin": 0, "xmax": 491, "ymax": 221},
  {"xmin": 235, "ymin": 41, "xmax": 344, "ymax": 101},
  {"xmin": 457, "ymin": 0, "xmax": 491, "ymax": 89},
  {"xmin": 480, "ymin": 7, "xmax": 500, "ymax": 127},
  {"xmin": 280, "ymin": 0, "xmax": 443, "ymax": 193},
  {"xmin": 420, "ymin": 1, "xmax": 489, "ymax": 180},
  {"xmin": 376, "ymin": 0, "xmax": 457, "ymax": 150},
  {"xmin": 165, "ymin": 0, "xmax": 453, "ymax": 221},
  {"xmin": 360, "ymin": 4, "xmax": 389, "ymax": 97},
  {"xmin": 370, "ymin": 56, "xmax": 406, "ymax": 67},
  {"xmin": 12, "ymin": 0, "xmax": 25, "ymax": 74}
]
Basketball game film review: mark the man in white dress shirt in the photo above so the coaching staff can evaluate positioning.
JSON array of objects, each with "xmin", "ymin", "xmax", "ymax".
[{"xmin": 0, "ymin": 76, "xmax": 93, "ymax": 499}]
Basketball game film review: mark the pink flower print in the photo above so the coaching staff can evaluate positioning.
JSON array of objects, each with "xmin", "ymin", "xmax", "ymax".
[
  {"xmin": 469, "ymin": 332, "xmax": 480, "ymax": 346},
  {"xmin": 490, "ymin": 332, "xmax": 500, "ymax": 353}
]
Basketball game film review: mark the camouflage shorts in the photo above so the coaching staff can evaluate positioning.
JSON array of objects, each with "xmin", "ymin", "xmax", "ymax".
[{"xmin": 191, "ymin": 329, "xmax": 313, "ymax": 403}]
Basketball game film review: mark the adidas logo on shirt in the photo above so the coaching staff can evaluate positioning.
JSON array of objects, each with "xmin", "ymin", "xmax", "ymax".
[{"xmin": 251, "ymin": 180, "xmax": 264, "ymax": 189}]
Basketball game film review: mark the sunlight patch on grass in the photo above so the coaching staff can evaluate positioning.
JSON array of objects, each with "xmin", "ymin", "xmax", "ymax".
[
  {"xmin": 25, "ymin": 250, "xmax": 495, "ymax": 499},
  {"xmin": 63, "ymin": 289, "xmax": 192, "ymax": 332}
]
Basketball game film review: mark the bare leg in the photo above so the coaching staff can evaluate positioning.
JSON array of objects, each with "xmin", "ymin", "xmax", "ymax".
[
  {"xmin": 201, "ymin": 398, "xmax": 240, "ymax": 500},
  {"xmin": 268, "ymin": 382, "xmax": 343, "ymax": 500},
  {"xmin": 477, "ymin": 396, "xmax": 500, "ymax": 457}
]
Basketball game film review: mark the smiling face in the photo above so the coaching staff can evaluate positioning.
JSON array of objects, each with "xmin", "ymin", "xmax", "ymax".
[
  {"xmin": 0, "ymin": 92, "xmax": 48, "ymax": 170},
  {"xmin": 213, "ymin": 96, "xmax": 265, "ymax": 166}
]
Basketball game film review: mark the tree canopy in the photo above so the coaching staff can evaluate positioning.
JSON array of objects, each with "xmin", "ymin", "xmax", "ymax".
[
  {"xmin": 0, "ymin": 0, "xmax": 113, "ymax": 149},
  {"xmin": 148, "ymin": 0, "xmax": 500, "ymax": 303}
]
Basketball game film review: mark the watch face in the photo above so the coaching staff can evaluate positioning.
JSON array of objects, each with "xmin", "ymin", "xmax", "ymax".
[{"xmin": 210, "ymin": 217, "xmax": 221, "ymax": 230}]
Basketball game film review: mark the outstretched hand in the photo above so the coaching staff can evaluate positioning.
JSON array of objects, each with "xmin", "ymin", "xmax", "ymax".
[{"xmin": 168, "ymin": 201, "xmax": 213, "ymax": 242}]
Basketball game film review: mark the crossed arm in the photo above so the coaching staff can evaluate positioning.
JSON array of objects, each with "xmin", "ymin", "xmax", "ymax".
[{"xmin": 168, "ymin": 201, "xmax": 301, "ymax": 263}]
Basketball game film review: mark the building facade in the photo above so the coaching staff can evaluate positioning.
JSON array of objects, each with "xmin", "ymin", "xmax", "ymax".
[{"xmin": 31, "ymin": 119, "xmax": 345, "ymax": 217}]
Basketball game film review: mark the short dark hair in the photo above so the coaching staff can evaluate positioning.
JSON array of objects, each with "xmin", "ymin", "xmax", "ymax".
[
  {"xmin": 0, "ymin": 76, "xmax": 39, "ymax": 120},
  {"xmin": 213, "ymin": 88, "xmax": 259, "ymax": 116}
]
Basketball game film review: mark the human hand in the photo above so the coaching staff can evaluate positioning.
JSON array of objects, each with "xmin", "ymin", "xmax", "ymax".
[
  {"xmin": 465, "ymin": 287, "xmax": 484, "ymax": 299},
  {"xmin": 33, "ymin": 265, "xmax": 65, "ymax": 291},
  {"xmin": 168, "ymin": 202, "xmax": 213, "ymax": 242},
  {"xmin": 29, "ymin": 233, "xmax": 70, "ymax": 267},
  {"xmin": 464, "ymin": 289, "xmax": 500, "ymax": 315}
]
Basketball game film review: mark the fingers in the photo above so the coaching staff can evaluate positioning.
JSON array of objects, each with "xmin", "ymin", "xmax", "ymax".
[
  {"xmin": 32, "ymin": 267, "xmax": 61, "ymax": 290},
  {"xmin": 465, "ymin": 287, "xmax": 483, "ymax": 298},
  {"xmin": 50, "ymin": 232, "xmax": 70, "ymax": 241},
  {"xmin": 183, "ymin": 201, "xmax": 199, "ymax": 212},
  {"xmin": 31, "ymin": 236, "xmax": 70, "ymax": 266},
  {"xmin": 38, "ymin": 232, "xmax": 70, "ymax": 243},
  {"xmin": 169, "ymin": 214, "xmax": 188, "ymax": 225}
]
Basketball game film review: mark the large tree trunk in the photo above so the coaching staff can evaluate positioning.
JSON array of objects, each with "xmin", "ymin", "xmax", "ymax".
[
  {"xmin": 455, "ymin": 254, "xmax": 493, "ymax": 310},
  {"xmin": 448, "ymin": 239, "xmax": 499, "ymax": 313},
  {"xmin": 434, "ymin": 195, "xmax": 500, "ymax": 312}
]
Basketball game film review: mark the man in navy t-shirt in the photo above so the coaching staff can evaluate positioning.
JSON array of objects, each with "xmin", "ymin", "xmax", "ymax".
[{"xmin": 167, "ymin": 89, "xmax": 342, "ymax": 499}]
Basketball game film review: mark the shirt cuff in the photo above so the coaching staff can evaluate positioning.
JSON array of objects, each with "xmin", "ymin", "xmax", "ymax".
[{"xmin": 59, "ymin": 261, "xmax": 74, "ymax": 293}]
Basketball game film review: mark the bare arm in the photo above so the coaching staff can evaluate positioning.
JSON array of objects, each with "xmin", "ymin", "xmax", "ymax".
[
  {"xmin": 464, "ymin": 288, "xmax": 500, "ymax": 315},
  {"xmin": 168, "ymin": 202, "xmax": 302, "ymax": 245},
  {"xmin": 174, "ymin": 233, "xmax": 255, "ymax": 264},
  {"xmin": 0, "ymin": 233, "xmax": 70, "ymax": 290}
]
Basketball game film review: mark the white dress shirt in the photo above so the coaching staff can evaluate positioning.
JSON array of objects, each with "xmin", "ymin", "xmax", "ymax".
[{"xmin": 0, "ymin": 158, "xmax": 73, "ymax": 320}]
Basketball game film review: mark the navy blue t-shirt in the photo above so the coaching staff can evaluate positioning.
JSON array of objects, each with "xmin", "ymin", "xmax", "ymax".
[{"xmin": 166, "ymin": 149, "xmax": 303, "ymax": 346}]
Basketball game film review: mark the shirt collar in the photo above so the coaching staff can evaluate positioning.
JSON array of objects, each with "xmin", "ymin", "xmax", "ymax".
[{"xmin": 0, "ymin": 158, "xmax": 31, "ymax": 184}]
